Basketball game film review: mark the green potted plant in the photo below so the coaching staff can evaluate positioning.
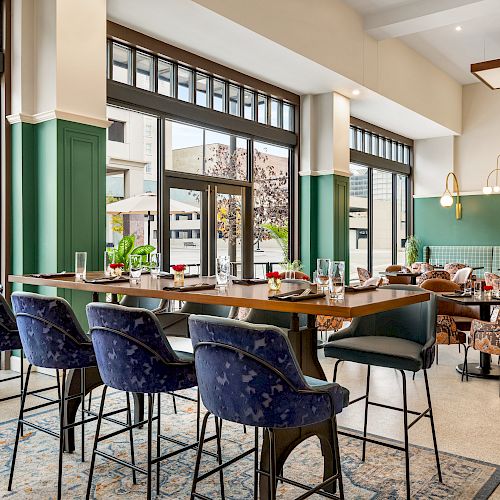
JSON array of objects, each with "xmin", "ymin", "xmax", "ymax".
[
  {"xmin": 405, "ymin": 235, "xmax": 420, "ymax": 267},
  {"xmin": 110, "ymin": 235, "xmax": 155, "ymax": 270}
]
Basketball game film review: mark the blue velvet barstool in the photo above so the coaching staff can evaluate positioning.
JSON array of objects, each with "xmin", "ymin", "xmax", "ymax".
[
  {"xmin": 86, "ymin": 302, "xmax": 210, "ymax": 500},
  {"xmin": 9, "ymin": 292, "xmax": 98, "ymax": 500},
  {"xmin": 188, "ymin": 315, "xmax": 349, "ymax": 500},
  {"xmin": 0, "ymin": 293, "xmax": 24, "ymax": 403}
]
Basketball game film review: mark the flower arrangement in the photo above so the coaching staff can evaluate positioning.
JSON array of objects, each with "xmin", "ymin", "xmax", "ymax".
[
  {"xmin": 109, "ymin": 262, "xmax": 124, "ymax": 277},
  {"xmin": 484, "ymin": 285, "xmax": 493, "ymax": 298},
  {"xmin": 266, "ymin": 271, "xmax": 281, "ymax": 291},
  {"xmin": 172, "ymin": 264, "xmax": 186, "ymax": 284}
]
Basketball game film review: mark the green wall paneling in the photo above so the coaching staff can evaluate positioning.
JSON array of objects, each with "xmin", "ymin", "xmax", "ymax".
[
  {"xmin": 300, "ymin": 173, "xmax": 350, "ymax": 281},
  {"xmin": 10, "ymin": 118, "xmax": 106, "ymax": 329},
  {"xmin": 414, "ymin": 195, "xmax": 500, "ymax": 259}
]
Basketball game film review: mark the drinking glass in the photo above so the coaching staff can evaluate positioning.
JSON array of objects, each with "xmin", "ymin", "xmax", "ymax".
[
  {"xmin": 329, "ymin": 261, "xmax": 345, "ymax": 299},
  {"xmin": 216, "ymin": 256, "xmax": 230, "ymax": 287},
  {"xmin": 104, "ymin": 250, "xmax": 115, "ymax": 277},
  {"xmin": 493, "ymin": 278, "xmax": 500, "ymax": 298},
  {"xmin": 149, "ymin": 253, "xmax": 161, "ymax": 279},
  {"xmin": 474, "ymin": 281, "xmax": 482, "ymax": 297},
  {"xmin": 75, "ymin": 252, "xmax": 87, "ymax": 280},
  {"xmin": 129, "ymin": 255, "xmax": 143, "ymax": 284},
  {"xmin": 464, "ymin": 279, "xmax": 473, "ymax": 295},
  {"xmin": 316, "ymin": 258, "xmax": 331, "ymax": 291}
]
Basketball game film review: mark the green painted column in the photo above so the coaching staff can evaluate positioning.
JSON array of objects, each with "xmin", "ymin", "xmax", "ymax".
[
  {"xmin": 11, "ymin": 118, "xmax": 106, "ymax": 326},
  {"xmin": 300, "ymin": 173, "xmax": 350, "ymax": 281}
]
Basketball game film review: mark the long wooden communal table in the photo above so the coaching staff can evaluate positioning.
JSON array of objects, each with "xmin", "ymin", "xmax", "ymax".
[{"xmin": 9, "ymin": 273, "xmax": 430, "ymax": 498}]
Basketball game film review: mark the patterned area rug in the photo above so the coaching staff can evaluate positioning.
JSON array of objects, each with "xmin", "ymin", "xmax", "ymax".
[{"xmin": 0, "ymin": 389, "xmax": 498, "ymax": 499}]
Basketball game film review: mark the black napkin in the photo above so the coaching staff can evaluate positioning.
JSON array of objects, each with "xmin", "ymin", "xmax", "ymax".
[
  {"xmin": 232, "ymin": 279, "xmax": 268, "ymax": 285},
  {"xmin": 345, "ymin": 285, "xmax": 378, "ymax": 293},
  {"xmin": 269, "ymin": 289, "xmax": 325, "ymax": 302},
  {"xmin": 163, "ymin": 283, "xmax": 216, "ymax": 292},
  {"xmin": 83, "ymin": 277, "xmax": 129, "ymax": 284},
  {"xmin": 30, "ymin": 272, "xmax": 76, "ymax": 279}
]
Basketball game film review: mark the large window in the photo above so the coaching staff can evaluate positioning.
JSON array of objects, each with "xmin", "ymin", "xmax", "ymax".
[{"xmin": 348, "ymin": 123, "xmax": 411, "ymax": 281}]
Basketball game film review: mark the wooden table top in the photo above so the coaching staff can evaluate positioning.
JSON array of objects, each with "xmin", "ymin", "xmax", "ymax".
[
  {"xmin": 9, "ymin": 273, "xmax": 430, "ymax": 318},
  {"xmin": 437, "ymin": 291, "xmax": 500, "ymax": 306}
]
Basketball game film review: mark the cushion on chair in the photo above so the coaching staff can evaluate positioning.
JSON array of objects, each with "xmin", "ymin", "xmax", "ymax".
[
  {"xmin": 324, "ymin": 336, "xmax": 425, "ymax": 372},
  {"xmin": 452, "ymin": 267, "xmax": 472, "ymax": 284}
]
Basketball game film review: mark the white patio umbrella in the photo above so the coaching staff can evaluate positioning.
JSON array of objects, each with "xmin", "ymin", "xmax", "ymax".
[{"xmin": 106, "ymin": 193, "xmax": 199, "ymax": 244}]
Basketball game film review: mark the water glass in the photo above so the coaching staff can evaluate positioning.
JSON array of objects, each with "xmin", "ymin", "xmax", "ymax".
[
  {"xmin": 216, "ymin": 256, "xmax": 230, "ymax": 287},
  {"xmin": 493, "ymin": 278, "xmax": 500, "ymax": 298},
  {"xmin": 104, "ymin": 250, "xmax": 115, "ymax": 277},
  {"xmin": 329, "ymin": 261, "xmax": 345, "ymax": 299},
  {"xmin": 464, "ymin": 279, "xmax": 473, "ymax": 295},
  {"xmin": 316, "ymin": 258, "xmax": 331, "ymax": 291},
  {"xmin": 129, "ymin": 255, "xmax": 143, "ymax": 284},
  {"xmin": 149, "ymin": 253, "xmax": 161, "ymax": 279},
  {"xmin": 474, "ymin": 281, "xmax": 482, "ymax": 297},
  {"xmin": 75, "ymin": 252, "xmax": 87, "ymax": 280}
]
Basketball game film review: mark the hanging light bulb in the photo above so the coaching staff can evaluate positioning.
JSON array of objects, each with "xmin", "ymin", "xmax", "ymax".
[
  {"xmin": 440, "ymin": 172, "xmax": 462, "ymax": 219},
  {"xmin": 483, "ymin": 186, "xmax": 493, "ymax": 194},
  {"xmin": 494, "ymin": 186, "xmax": 500, "ymax": 193},
  {"xmin": 440, "ymin": 192, "xmax": 453, "ymax": 207}
]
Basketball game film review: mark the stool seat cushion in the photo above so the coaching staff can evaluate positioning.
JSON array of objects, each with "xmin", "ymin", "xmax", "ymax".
[{"xmin": 324, "ymin": 336, "xmax": 424, "ymax": 372}]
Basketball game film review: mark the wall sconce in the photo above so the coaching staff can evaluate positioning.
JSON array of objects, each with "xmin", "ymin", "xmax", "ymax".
[
  {"xmin": 482, "ymin": 154, "xmax": 500, "ymax": 194},
  {"xmin": 440, "ymin": 172, "xmax": 462, "ymax": 219}
]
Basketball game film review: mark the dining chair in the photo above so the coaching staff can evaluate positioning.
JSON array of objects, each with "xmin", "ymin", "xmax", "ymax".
[
  {"xmin": 323, "ymin": 285, "xmax": 442, "ymax": 500},
  {"xmin": 416, "ymin": 270, "xmax": 451, "ymax": 286},
  {"xmin": 278, "ymin": 270, "xmax": 311, "ymax": 281},
  {"xmin": 9, "ymin": 292, "xmax": 98, "ymax": 500},
  {"xmin": 188, "ymin": 314, "xmax": 349, "ymax": 500},
  {"xmin": 0, "ymin": 293, "xmax": 24, "ymax": 403},
  {"xmin": 85, "ymin": 302, "xmax": 206, "ymax": 500},
  {"xmin": 444, "ymin": 263, "xmax": 466, "ymax": 280},
  {"xmin": 411, "ymin": 262, "xmax": 434, "ymax": 273},
  {"xmin": 452, "ymin": 267, "xmax": 472, "ymax": 285},
  {"xmin": 385, "ymin": 265, "xmax": 412, "ymax": 285},
  {"xmin": 357, "ymin": 267, "xmax": 371, "ymax": 284}
]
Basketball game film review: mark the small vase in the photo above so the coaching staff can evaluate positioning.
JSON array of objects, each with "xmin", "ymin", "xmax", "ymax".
[
  {"xmin": 268, "ymin": 278, "xmax": 281, "ymax": 291},
  {"xmin": 174, "ymin": 270, "xmax": 185, "ymax": 285}
]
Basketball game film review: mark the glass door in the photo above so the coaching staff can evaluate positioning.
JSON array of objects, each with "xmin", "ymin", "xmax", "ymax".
[{"xmin": 164, "ymin": 175, "xmax": 251, "ymax": 277}]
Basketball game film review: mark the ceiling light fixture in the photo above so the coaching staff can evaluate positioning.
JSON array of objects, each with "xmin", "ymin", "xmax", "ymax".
[
  {"xmin": 352, "ymin": 89, "xmax": 360, "ymax": 96},
  {"xmin": 455, "ymin": 26, "xmax": 462, "ymax": 32},
  {"xmin": 440, "ymin": 172, "xmax": 462, "ymax": 219},
  {"xmin": 471, "ymin": 58, "xmax": 500, "ymax": 89},
  {"xmin": 483, "ymin": 154, "xmax": 500, "ymax": 194}
]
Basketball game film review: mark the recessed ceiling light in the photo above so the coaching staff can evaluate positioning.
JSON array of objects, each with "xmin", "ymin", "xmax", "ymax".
[
  {"xmin": 455, "ymin": 26, "xmax": 462, "ymax": 32},
  {"xmin": 352, "ymin": 89, "xmax": 360, "ymax": 96}
]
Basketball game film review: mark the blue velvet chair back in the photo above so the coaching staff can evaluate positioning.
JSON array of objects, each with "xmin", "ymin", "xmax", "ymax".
[
  {"xmin": 349, "ymin": 285, "xmax": 437, "ymax": 346},
  {"xmin": 0, "ymin": 294, "xmax": 22, "ymax": 352},
  {"xmin": 120, "ymin": 295, "xmax": 163, "ymax": 310},
  {"xmin": 86, "ymin": 303, "xmax": 196, "ymax": 393},
  {"xmin": 189, "ymin": 315, "xmax": 345, "ymax": 428},
  {"xmin": 11, "ymin": 292, "xmax": 94, "ymax": 369}
]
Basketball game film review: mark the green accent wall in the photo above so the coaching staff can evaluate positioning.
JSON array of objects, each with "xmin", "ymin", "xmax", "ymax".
[
  {"xmin": 11, "ymin": 119, "xmax": 106, "ymax": 327},
  {"xmin": 300, "ymin": 173, "xmax": 350, "ymax": 280},
  {"xmin": 414, "ymin": 195, "xmax": 500, "ymax": 258}
]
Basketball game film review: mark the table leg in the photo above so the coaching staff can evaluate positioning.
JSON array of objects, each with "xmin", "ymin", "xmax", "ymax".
[
  {"xmin": 456, "ymin": 303, "xmax": 500, "ymax": 379},
  {"xmin": 259, "ymin": 314, "xmax": 337, "ymax": 498}
]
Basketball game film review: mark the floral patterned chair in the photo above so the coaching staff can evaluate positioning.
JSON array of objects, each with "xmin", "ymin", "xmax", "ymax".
[
  {"xmin": 444, "ymin": 263, "xmax": 467, "ymax": 280},
  {"xmin": 357, "ymin": 267, "xmax": 371, "ymax": 285},
  {"xmin": 463, "ymin": 319, "xmax": 500, "ymax": 381},
  {"xmin": 385, "ymin": 265, "xmax": 412, "ymax": 284},
  {"xmin": 484, "ymin": 272, "xmax": 500, "ymax": 287},
  {"xmin": 278, "ymin": 270, "xmax": 311, "ymax": 281},
  {"xmin": 411, "ymin": 262, "xmax": 434, "ymax": 273},
  {"xmin": 416, "ymin": 270, "xmax": 451, "ymax": 286}
]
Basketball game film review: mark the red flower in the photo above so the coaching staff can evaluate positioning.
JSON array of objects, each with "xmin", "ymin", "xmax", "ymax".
[
  {"xmin": 171, "ymin": 264, "xmax": 186, "ymax": 272},
  {"xmin": 484, "ymin": 285, "xmax": 493, "ymax": 291},
  {"xmin": 266, "ymin": 271, "xmax": 280, "ymax": 279},
  {"xmin": 109, "ymin": 263, "xmax": 124, "ymax": 269}
]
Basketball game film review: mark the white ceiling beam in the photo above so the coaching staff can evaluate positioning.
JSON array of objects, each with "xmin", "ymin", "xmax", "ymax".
[{"xmin": 365, "ymin": 0, "xmax": 500, "ymax": 40}]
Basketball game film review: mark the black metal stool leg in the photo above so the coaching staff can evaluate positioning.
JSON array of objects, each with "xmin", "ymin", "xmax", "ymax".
[
  {"xmin": 57, "ymin": 369, "xmax": 67, "ymax": 500},
  {"xmin": 424, "ymin": 369, "xmax": 442, "ymax": 482},
  {"xmin": 19, "ymin": 353, "xmax": 24, "ymax": 436},
  {"xmin": 8, "ymin": 363, "xmax": 32, "ymax": 492},
  {"xmin": 190, "ymin": 411, "xmax": 211, "ymax": 500},
  {"xmin": 253, "ymin": 427, "xmax": 259, "ymax": 500},
  {"xmin": 333, "ymin": 359, "xmax": 342, "ymax": 382},
  {"xmin": 126, "ymin": 392, "xmax": 137, "ymax": 484},
  {"xmin": 147, "ymin": 393, "xmax": 153, "ymax": 500},
  {"xmin": 268, "ymin": 429, "xmax": 277, "ymax": 500},
  {"xmin": 362, "ymin": 365, "xmax": 371, "ymax": 461},
  {"xmin": 86, "ymin": 385, "xmax": 108, "ymax": 500},
  {"xmin": 215, "ymin": 417, "xmax": 225, "ymax": 499},
  {"xmin": 156, "ymin": 392, "xmax": 161, "ymax": 495},
  {"xmin": 331, "ymin": 415, "xmax": 344, "ymax": 499},
  {"xmin": 88, "ymin": 390, "xmax": 92, "ymax": 411},
  {"xmin": 81, "ymin": 368, "xmax": 86, "ymax": 462},
  {"xmin": 172, "ymin": 393, "xmax": 177, "ymax": 414},
  {"xmin": 462, "ymin": 346, "xmax": 470, "ymax": 382},
  {"xmin": 400, "ymin": 370, "xmax": 411, "ymax": 500},
  {"xmin": 196, "ymin": 388, "xmax": 201, "ymax": 441}
]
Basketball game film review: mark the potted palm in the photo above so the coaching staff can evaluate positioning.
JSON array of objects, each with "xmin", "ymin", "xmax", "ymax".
[{"xmin": 405, "ymin": 235, "xmax": 420, "ymax": 267}]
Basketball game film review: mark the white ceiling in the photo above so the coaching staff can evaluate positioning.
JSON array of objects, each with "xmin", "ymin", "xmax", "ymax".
[
  {"xmin": 344, "ymin": 0, "xmax": 500, "ymax": 84},
  {"xmin": 107, "ymin": 0, "xmax": 456, "ymax": 139}
]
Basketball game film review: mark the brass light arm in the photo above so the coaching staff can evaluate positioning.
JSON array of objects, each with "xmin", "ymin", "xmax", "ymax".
[{"xmin": 440, "ymin": 172, "xmax": 462, "ymax": 220}]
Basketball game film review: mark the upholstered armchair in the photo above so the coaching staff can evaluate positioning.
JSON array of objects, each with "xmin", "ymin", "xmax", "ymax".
[
  {"xmin": 385, "ymin": 265, "xmax": 412, "ymax": 284},
  {"xmin": 452, "ymin": 267, "xmax": 472, "ymax": 285},
  {"xmin": 357, "ymin": 267, "xmax": 371, "ymax": 284},
  {"xmin": 411, "ymin": 262, "xmax": 434, "ymax": 273},
  {"xmin": 416, "ymin": 270, "xmax": 451, "ymax": 286},
  {"xmin": 463, "ymin": 319, "xmax": 500, "ymax": 381},
  {"xmin": 444, "ymin": 263, "xmax": 466, "ymax": 280},
  {"xmin": 484, "ymin": 272, "xmax": 500, "ymax": 287}
]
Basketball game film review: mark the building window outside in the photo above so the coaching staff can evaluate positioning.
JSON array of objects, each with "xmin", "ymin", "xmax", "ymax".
[
  {"xmin": 145, "ymin": 162, "xmax": 152, "ymax": 174},
  {"xmin": 109, "ymin": 120, "xmax": 125, "ymax": 143},
  {"xmin": 145, "ymin": 143, "xmax": 152, "ymax": 155}
]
